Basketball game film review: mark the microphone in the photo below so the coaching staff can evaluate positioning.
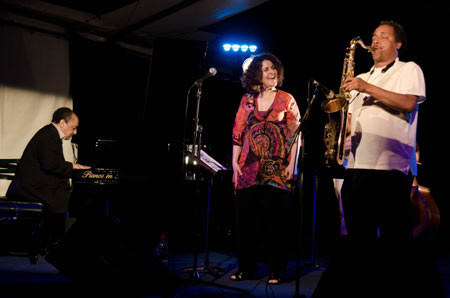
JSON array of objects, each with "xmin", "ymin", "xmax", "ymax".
[
  {"xmin": 312, "ymin": 79, "xmax": 335, "ymax": 99},
  {"xmin": 195, "ymin": 67, "xmax": 217, "ymax": 84}
]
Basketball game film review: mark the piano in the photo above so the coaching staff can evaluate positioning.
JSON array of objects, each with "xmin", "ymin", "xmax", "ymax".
[
  {"xmin": 70, "ymin": 140, "xmax": 121, "ymax": 217},
  {"xmin": 72, "ymin": 139, "xmax": 120, "ymax": 185},
  {"xmin": 70, "ymin": 168, "xmax": 120, "ymax": 218}
]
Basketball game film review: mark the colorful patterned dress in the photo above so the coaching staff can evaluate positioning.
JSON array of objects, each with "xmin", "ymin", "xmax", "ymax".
[{"xmin": 232, "ymin": 89, "xmax": 301, "ymax": 192}]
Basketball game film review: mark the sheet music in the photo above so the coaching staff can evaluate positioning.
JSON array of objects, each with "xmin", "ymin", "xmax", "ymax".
[
  {"xmin": 187, "ymin": 145, "xmax": 227, "ymax": 174},
  {"xmin": 199, "ymin": 150, "xmax": 227, "ymax": 173}
]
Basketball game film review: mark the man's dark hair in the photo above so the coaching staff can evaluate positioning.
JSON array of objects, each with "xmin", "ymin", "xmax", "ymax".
[
  {"xmin": 380, "ymin": 20, "xmax": 407, "ymax": 55},
  {"xmin": 52, "ymin": 107, "xmax": 74, "ymax": 123}
]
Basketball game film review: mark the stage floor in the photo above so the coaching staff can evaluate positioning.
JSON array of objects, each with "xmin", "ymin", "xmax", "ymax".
[{"xmin": 1, "ymin": 249, "xmax": 450, "ymax": 297}]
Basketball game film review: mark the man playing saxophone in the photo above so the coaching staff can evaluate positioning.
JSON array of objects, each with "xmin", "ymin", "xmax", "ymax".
[
  {"xmin": 314, "ymin": 21, "xmax": 444, "ymax": 297},
  {"xmin": 341, "ymin": 20, "xmax": 423, "ymax": 241}
]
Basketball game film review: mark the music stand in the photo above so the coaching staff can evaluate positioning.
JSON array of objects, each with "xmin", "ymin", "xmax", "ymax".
[{"xmin": 180, "ymin": 147, "xmax": 229, "ymax": 277}]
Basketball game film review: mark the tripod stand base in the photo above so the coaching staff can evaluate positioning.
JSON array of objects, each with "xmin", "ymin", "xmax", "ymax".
[
  {"xmin": 203, "ymin": 264, "xmax": 225, "ymax": 277},
  {"xmin": 302, "ymin": 260, "xmax": 326, "ymax": 271},
  {"xmin": 177, "ymin": 265, "xmax": 251, "ymax": 295},
  {"xmin": 177, "ymin": 264, "xmax": 224, "ymax": 279},
  {"xmin": 177, "ymin": 266, "xmax": 201, "ymax": 280}
]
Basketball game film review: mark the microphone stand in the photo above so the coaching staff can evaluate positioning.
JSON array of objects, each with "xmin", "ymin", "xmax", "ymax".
[
  {"xmin": 181, "ymin": 80, "xmax": 204, "ymax": 281},
  {"xmin": 178, "ymin": 81, "xmax": 250, "ymax": 295},
  {"xmin": 288, "ymin": 87, "xmax": 320, "ymax": 298},
  {"xmin": 192, "ymin": 82, "xmax": 202, "ymax": 280}
]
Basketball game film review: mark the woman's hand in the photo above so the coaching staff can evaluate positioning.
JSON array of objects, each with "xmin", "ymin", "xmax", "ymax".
[
  {"xmin": 232, "ymin": 145, "xmax": 243, "ymax": 187},
  {"xmin": 232, "ymin": 160, "xmax": 242, "ymax": 186},
  {"xmin": 285, "ymin": 141, "xmax": 298, "ymax": 181},
  {"xmin": 285, "ymin": 161, "xmax": 295, "ymax": 180}
]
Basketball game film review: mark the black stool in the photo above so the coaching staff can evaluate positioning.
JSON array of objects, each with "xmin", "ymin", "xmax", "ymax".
[{"xmin": 0, "ymin": 198, "xmax": 45, "ymax": 264}]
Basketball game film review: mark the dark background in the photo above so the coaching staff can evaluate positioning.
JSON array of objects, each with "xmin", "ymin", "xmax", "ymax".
[{"xmin": 68, "ymin": 1, "xmax": 449, "ymax": 257}]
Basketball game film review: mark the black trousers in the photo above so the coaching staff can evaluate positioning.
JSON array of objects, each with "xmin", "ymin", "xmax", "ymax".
[
  {"xmin": 235, "ymin": 185, "xmax": 290, "ymax": 274},
  {"xmin": 341, "ymin": 169, "xmax": 412, "ymax": 240},
  {"xmin": 313, "ymin": 169, "xmax": 445, "ymax": 297}
]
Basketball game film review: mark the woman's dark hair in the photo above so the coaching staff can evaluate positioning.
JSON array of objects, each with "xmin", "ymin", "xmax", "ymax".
[
  {"xmin": 241, "ymin": 53, "xmax": 284, "ymax": 93},
  {"xmin": 379, "ymin": 20, "xmax": 407, "ymax": 55},
  {"xmin": 52, "ymin": 107, "xmax": 74, "ymax": 123}
]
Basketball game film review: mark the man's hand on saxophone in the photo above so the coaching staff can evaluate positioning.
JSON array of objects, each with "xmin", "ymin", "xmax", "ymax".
[{"xmin": 343, "ymin": 77, "xmax": 369, "ymax": 93}]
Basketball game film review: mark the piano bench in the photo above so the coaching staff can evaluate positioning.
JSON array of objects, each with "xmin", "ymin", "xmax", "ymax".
[{"xmin": 0, "ymin": 196, "xmax": 46, "ymax": 264}]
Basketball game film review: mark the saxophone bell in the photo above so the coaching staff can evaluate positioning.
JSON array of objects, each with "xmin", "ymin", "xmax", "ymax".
[
  {"xmin": 321, "ymin": 94, "xmax": 347, "ymax": 114},
  {"xmin": 312, "ymin": 80, "xmax": 346, "ymax": 114}
]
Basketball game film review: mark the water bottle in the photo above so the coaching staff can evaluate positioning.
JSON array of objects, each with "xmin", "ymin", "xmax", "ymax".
[{"xmin": 156, "ymin": 234, "xmax": 169, "ymax": 264}]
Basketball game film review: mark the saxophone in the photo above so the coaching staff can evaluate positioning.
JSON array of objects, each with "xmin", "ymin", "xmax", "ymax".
[{"xmin": 322, "ymin": 37, "xmax": 372, "ymax": 167}]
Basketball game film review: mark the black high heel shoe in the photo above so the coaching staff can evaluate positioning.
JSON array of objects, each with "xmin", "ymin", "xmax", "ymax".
[
  {"xmin": 229, "ymin": 271, "xmax": 254, "ymax": 281},
  {"xmin": 267, "ymin": 273, "xmax": 281, "ymax": 285}
]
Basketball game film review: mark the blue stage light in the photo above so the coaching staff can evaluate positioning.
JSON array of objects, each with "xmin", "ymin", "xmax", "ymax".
[
  {"xmin": 240, "ymin": 44, "xmax": 249, "ymax": 52},
  {"xmin": 249, "ymin": 45, "xmax": 258, "ymax": 53},
  {"xmin": 223, "ymin": 43, "xmax": 231, "ymax": 51},
  {"xmin": 231, "ymin": 44, "xmax": 240, "ymax": 52}
]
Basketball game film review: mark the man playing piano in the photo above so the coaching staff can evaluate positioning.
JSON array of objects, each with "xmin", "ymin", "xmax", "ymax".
[{"xmin": 7, "ymin": 107, "xmax": 90, "ymax": 244}]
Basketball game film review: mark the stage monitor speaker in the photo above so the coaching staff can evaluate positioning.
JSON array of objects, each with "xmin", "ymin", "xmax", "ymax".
[{"xmin": 45, "ymin": 215, "xmax": 180, "ymax": 297}]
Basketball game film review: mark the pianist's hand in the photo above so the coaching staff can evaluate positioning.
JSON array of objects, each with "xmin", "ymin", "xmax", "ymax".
[{"xmin": 72, "ymin": 163, "xmax": 91, "ymax": 169}]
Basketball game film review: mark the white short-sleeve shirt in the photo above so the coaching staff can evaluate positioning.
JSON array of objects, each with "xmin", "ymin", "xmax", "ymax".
[{"xmin": 347, "ymin": 58, "xmax": 426, "ymax": 175}]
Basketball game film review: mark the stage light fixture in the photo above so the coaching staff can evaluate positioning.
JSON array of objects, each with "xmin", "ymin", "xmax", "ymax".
[
  {"xmin": 222, "ymin": 43, "xmax": 258, "ymax": 53},
  {"xmin": 249, "ymin": 45, "xmax": 257, "ymax": 52},
  {"xmin": 223, "ymin": 43, "xmax": 231, "ymax": 51}
]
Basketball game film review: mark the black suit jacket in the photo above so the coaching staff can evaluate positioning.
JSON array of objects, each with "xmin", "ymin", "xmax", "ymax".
[{"xmin": 7, "ymin": 124, "xmax": 73, "ymax": 213}]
